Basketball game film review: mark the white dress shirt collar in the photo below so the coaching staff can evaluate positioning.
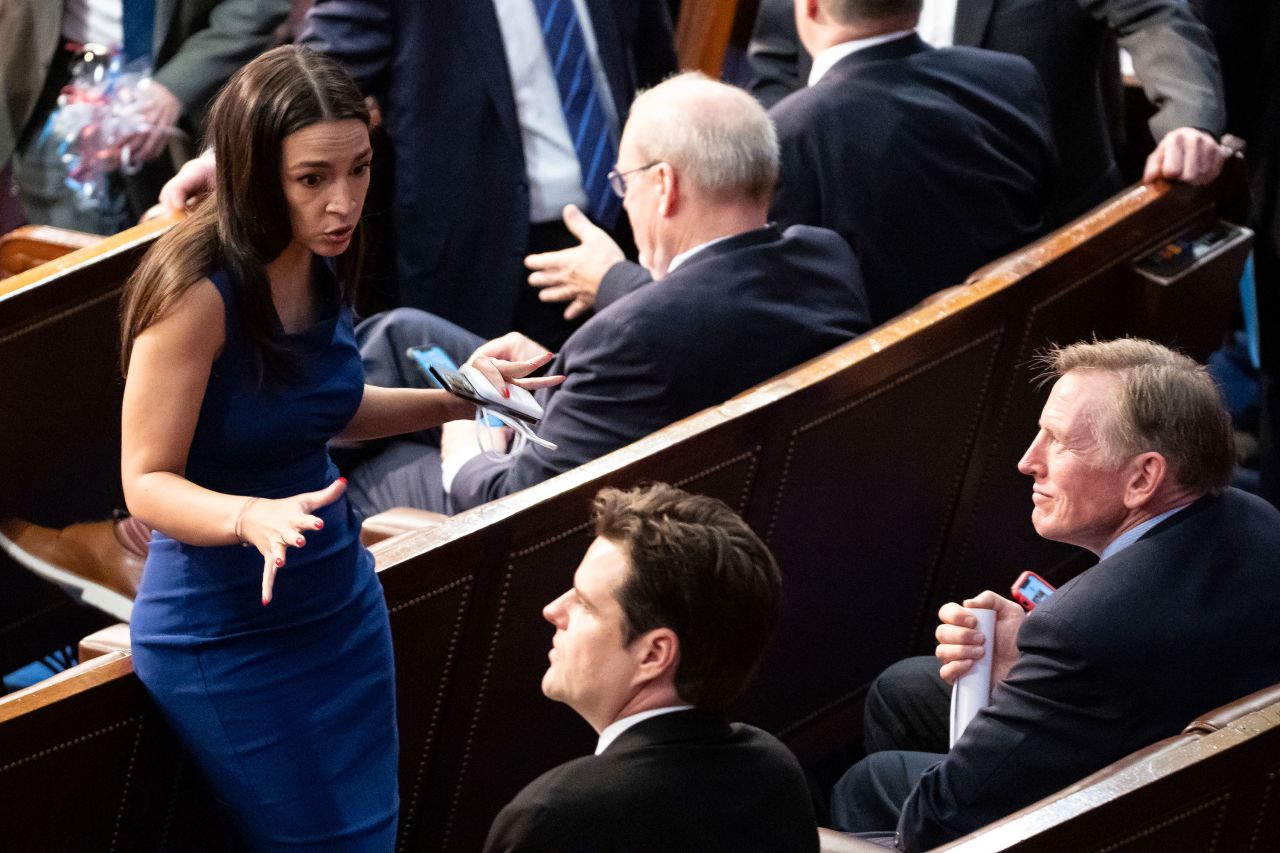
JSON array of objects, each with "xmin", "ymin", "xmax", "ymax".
[
  {"xmin": 917, "ymin": 0, "xmax": 959, "ymax": 48},
  {"xmin": 595, "ymin": 704, "xmax": 694, "ymax": 755},
  {"xmin": 666, "ymin": 232, "xmax": 737, "ymax": 274},
  {"xmin": 808, "ymin": 30, "xmax": 916, "ymax": 87},
  {"xmin": 1098, "ymin": 503, "xmax": 1191, "ymax": 562}
]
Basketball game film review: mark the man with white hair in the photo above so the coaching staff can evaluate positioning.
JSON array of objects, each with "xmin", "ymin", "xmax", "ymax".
[
  {"xmin": 830, "ymin": 339, "xmax": 1280, "ymax": 851},
  {"xmin": 344, "ymin": 72, "xmax": 871, "ymax": 515}
]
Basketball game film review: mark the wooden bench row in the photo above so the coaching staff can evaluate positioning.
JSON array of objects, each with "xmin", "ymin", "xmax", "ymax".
[
  {"xmin": 819, "ymin": 681, "xmax": 1280, "ymax": 852},
  {"xmin": 0, "ymin": 156, "xmax": 1253, "ymax": 849}
]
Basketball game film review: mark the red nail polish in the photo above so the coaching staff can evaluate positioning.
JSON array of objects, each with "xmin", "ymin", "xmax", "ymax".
[
  {"xmin": 502, "ymin": 387, "xmax": 510, "ymax": 398},
  {"xmin": 275, "ymin": 557, "xmax": 284, "ymax": 567},
  {"xmin": 338, "ymin": 476, "xmax": 347, "ymax": 486},
  {"xmin": 296, "ymin": 537, "xmax": 305, "ymax": 546},
  {"xmin": 262, "ymin": 597, "xmax": 269, "ymax": 606},
  {"xmin": 315, "ymin": 520, "xmax": 324, "ymax": 530}
]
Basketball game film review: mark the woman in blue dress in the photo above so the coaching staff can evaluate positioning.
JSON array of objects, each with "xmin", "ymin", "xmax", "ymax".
[{"xmin": 119, "ymin": 46, "xmax": 559, "ymax": 851}]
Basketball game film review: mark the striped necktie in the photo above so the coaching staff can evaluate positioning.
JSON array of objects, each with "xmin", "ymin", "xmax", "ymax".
[{"xmin": 531, "ymin": 0, "xmax": 620, "ymax": 228}]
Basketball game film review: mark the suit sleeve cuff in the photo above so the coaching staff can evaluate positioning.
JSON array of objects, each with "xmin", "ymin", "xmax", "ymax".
[{"xmin": 441, "ymin": 441, "xmax": 484, "ymax": 495}]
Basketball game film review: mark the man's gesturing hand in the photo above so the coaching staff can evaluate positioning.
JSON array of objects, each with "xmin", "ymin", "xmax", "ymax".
[{"xmin": 525, "ymin": 204, "xmax": 624, "ymax": 320}]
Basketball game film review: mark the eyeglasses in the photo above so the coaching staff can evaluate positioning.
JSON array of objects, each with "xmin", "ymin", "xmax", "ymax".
[{"xmin": 606, "ymin": 162, "xmax": 660, "ymax": 198}]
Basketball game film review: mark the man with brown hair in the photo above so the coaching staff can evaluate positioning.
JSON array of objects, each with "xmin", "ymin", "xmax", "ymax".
[
  {"xmin": 832, "ymin": 338, "xmax": 1280, "ymax": 850},
  {"xmin": 484, "ymin": 483, "xmax": 818, "ymax": 853}
]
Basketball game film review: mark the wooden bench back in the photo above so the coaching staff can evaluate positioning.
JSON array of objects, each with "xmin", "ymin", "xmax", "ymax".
[
  {"xmin": 0, "ymin": 221, "xmax": 172, "ymax": 676},
  {"xmin": 0, "ymin": 160, "xmax": 1251, "ymax": 851},
  {"xmin": 0, "ymin": 653, "xmax": 230, "ymax": 850},
  {"xmin": 0, "ymin": 219, "xmax": 170, "ymax": 525},
  {"xmin": 937, "ymin": 685, "xmax": 1280, "ymax": 852}
]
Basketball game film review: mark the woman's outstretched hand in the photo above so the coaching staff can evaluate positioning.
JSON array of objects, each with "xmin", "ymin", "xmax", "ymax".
[
  {"xmin": 239, "ymin": 478, "xmax": 348, "ymax": 605},
  {"xmin": 467, "ymin": 349, "xmax": 565, "ymax": 399}
]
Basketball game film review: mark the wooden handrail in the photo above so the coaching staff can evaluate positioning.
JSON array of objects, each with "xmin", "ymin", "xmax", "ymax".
[
  {"xmin": 0, "ymin": 216, "xmax": 172, "ymax": 300},
  {"xmin": 0, "ymin": 652, "xmax": 133, "ymax": 725}
]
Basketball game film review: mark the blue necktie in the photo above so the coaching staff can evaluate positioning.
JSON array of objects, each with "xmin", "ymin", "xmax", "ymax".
[
  {"xmin": 122, "ymin": 0, "xmax": 155, "ymax": 65},
  {"xmin": 531, "ymin": 0, "xmax": 620, "ymax": 228}
]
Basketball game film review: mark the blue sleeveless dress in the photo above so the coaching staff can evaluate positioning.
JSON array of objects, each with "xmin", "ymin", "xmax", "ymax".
[{"xmin": 130, "ymin": 266, "xmax": 398, "ymax": 851}]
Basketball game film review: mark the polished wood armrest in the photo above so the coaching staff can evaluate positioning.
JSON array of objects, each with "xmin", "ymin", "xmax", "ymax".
[
  {"xmin": 819, "ymin": 827, "xmax": 896, "ymax": 851},
  {"xmin": 1183, "ymin": 680, "xmax": 1280, "ymax": 734},
  {"xmin": 78, "ymin": 622, "xmax": 131, "ymax": 661},
  {"xmin": 0, "ymin": 224, "xmax": 100, "ymax": 279},
  {"xmin": 360, "ymin": 506, "xmax": 448, "ymax": 547},
  {"xmin": 0, "ymin": 651, "xmax": 132, "ymax": 724}
]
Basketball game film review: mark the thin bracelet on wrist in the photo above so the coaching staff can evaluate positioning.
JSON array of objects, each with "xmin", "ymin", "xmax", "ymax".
[{"xmin": 234, "ymin": 497, "xmax": 260, "ymax": 545}]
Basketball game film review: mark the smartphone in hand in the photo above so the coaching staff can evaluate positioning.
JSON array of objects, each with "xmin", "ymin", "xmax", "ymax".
[{"xmin": 1011, "ymin": 570, "xmax": 1055, "ymax": 611}]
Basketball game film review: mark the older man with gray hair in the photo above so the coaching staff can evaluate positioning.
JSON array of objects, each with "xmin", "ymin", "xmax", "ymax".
[
  {"xmin": 830, "ymin": 338, "xmax": 1280, "ymax": 851},
  {"xmin": 341, "ymin": 72, "xmax": 871, "ymax": 516}
]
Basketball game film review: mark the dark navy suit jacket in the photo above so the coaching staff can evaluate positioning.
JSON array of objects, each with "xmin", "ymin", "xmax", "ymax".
[
  {"xmin": 483, "ymin": 709, "xmax": 819, "ymax": 852},
  {"xmin": 300, "ymin": 0, "xmax": 676, "ymax": 336},
  {"xmin": 450, "ymin": 224, "xmax": 871, "ymax": 510},
  {"xmin": 769, "ymin": 34, "xmax": 1055, "ymax": 325},
  {"xmin": 749, "ymin": 0, "xmax": 1224, "ymax": 222},
  {"xmin": 899, "ymin": 488, "xmax": 1280, "ymax": 850}
]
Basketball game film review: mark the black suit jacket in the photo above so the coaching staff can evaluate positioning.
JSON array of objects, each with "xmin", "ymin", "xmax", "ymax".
[
  {"xmin": 748, "ymin": 0, "xmax": 1224, "ymax": 222},
  {"xmin": 484, "ymin": 708, "xmax": 819, "ymax": 852},
  {"xmin": 301, "ymin": 0, "xmax": 676, "ymax": 335},
  {"xmin": 898, "ymin": 488, "xmax": 1280, "ymax": 851},
  {"xmin": 449, "ymin": 224, "xmax": 871, "ymax": 510},
  {"xmin": 770, "ymin": 35, "xmax": 1054, "ymax": 324}
]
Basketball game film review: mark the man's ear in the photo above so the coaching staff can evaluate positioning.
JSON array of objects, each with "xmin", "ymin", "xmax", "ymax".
[
  {"xmin": 633, "ymin": 627, "xmax": 680, "ymax": 683},
  {"xmin": 657, "ymin": 165, "xmax": 678, "ymax": 217},
  {"xmin": 1123, "ymin": 451, "xmax": 1168, "ymax": 509}
]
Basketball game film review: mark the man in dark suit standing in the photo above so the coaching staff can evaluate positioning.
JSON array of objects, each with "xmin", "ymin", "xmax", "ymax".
[
  {"xmin": 769, "ymin": 0, "xmax": 1055, "ymax": 323},
  {"xmin": 829, "ymin": 339, "xmax": 1280, "ymax": 851},
  {"xmin": 297, "ymin": 0, "xmax": 676, "ymax": 345},
  {"xmin": 342, "ymin": 73, "xmax": 870, "ymax": 517},
  {"xmin": 748, "ymin": 0, "xmax": 1228, "ymax": 223},
  {"xmin": 483, "ymin": 483, "xmax": 818, "ymax": 852}
]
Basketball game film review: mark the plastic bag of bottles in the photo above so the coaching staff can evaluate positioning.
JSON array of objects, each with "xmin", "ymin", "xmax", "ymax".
[{"xmin": 39, "ymin": 45, "xmax": 155, "ymax": 212}]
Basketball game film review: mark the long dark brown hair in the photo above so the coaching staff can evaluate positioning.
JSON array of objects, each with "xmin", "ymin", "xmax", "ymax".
[{"xmin": 120, "ymin": 45, "xmax": 370, "ymax": 379}]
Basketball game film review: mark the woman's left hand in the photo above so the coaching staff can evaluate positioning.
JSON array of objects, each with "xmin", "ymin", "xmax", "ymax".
[{"xmin": 467, "ymin": 351, "xmax": 565, "ymax": 399}]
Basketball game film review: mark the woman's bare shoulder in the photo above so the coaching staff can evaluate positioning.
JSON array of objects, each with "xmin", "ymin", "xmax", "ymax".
[{"xmin": 137, "ymin": 276, "xmax": 226, "ymax": 359}]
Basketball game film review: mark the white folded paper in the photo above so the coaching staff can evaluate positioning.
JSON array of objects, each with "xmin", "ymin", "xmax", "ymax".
[{"xmin": 949, "ymin": 607, "xmax": 996, "ymax": 747}]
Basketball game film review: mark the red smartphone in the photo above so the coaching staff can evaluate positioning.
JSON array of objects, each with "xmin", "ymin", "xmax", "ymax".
[{"xmin": 1011, "ymin": 570, "xmax": 1055, "ymax": 611}]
